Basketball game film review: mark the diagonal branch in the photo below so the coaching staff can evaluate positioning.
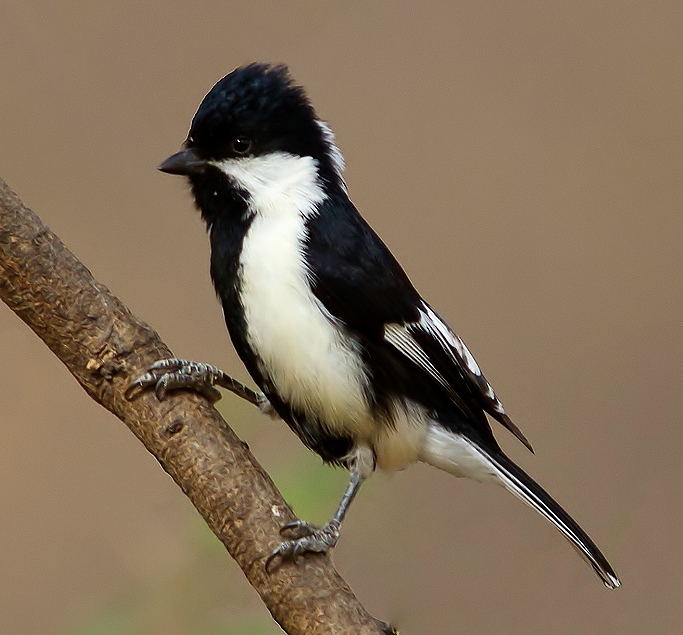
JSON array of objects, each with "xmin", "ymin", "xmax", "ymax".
[{"xmin": 0, "ymin": 177, "xmax": 393, "ymax": 635}]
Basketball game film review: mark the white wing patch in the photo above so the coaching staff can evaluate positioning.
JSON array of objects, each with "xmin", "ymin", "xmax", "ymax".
[
  {"xmin": 420, "ymin": 304, "xmax": 507, "ymax": 412},
  {"xmin": 419, "ymin": 305, "xmax": 481, "ymax": 375},
  {"xmin": 383, "ymin": 301, "xmax": 507, "ymax": 415},
  {"xmin": 384, "ymin": 323, "xmax": 445, "ymax": 389},
  {"xmin": 383, "ymin": 301, "xmax": 535, "ymax": 451}
]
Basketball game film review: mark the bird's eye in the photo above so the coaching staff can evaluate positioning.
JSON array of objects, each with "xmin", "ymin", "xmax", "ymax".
[{"xmin": 231, "ymin": 137, "xmax": 252, "ymax": 154}]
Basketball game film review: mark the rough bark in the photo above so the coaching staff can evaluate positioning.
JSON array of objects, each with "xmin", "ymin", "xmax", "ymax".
[{"xmin": 0, "ymin": 177, "xmax": 393, "ymax": 635}]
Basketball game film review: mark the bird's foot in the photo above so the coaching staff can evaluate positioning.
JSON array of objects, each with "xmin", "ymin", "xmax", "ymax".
[
  {"xmin": 127, "ymin": 357, "xmax": 273, "ymax": 411},
  {"xmin": 265, "ymin": 519, "xmax": 341, "ymax": 572},
  {"xmin": 126, "ymin": 358, "xmax": 225, "ymax": 402}
]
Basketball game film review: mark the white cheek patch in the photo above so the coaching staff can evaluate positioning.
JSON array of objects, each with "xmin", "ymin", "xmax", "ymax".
[{"xmin": 211, "ymin": 152, "xmax": 325, "ymax": 219}]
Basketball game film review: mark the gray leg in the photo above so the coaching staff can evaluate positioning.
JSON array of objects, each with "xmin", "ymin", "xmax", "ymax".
[{"xmin": 266, "ymin": 471, "xmax": 364, "ymax": 572}]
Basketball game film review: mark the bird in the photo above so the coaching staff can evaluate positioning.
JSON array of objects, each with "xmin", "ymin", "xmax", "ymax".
[{"xmin": 129, "ymin": 63, "xmax": 620, "ymax": 588}]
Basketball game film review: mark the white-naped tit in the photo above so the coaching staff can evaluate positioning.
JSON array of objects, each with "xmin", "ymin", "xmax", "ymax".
[{"xmin": 130, "ymin": 63, "xmax": 619, "ymax": 587}]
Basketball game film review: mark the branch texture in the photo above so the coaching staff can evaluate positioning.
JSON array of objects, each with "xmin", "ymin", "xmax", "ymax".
[{"xmin": 0, "ymin": 178, "xmax": 392, "ymax": 635}]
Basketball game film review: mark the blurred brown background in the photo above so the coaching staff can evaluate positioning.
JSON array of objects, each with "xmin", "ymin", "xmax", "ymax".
[{"xmin": 1, "ymin": 2, "xmax": 681, "ymax": 634}]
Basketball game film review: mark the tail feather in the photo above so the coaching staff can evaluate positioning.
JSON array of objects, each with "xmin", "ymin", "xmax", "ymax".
[
  {"xmin": 485, "ymin": 447, "xmax": 621, "ymax": 589},
  {"xmin": 420, "ymin": 425, "xmax": 620, "ymax": 588}
]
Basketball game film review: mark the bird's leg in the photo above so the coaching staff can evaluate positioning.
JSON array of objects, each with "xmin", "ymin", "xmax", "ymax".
[
  {"xmin": 266, "ymin": 470, "xmax": 364, "ymax": 572},
  {"xmin": 126, "ymin": 358, "xmax": 274, "ymax": 414}
]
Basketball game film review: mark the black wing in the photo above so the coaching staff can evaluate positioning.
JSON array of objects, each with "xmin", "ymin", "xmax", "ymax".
[
  {"xmin": 385, "ymin": 301, "xmax": 533, "ymax": 451},
  {"xmin": 306, "ymin": 195, "xmax": 532, "ymax": 452}
]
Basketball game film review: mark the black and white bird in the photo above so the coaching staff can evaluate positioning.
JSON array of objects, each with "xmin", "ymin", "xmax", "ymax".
[{"xmin": 130, "ymin": 63, "xmax": 619, "ymax": 588}]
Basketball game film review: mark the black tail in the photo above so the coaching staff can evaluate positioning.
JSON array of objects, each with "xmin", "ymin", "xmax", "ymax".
[{"xmin": 486, "ymin": 447, "xmax": 620, "ymax": 589}]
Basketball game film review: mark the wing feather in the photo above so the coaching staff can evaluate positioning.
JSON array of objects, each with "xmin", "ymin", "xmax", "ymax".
[
  {"xmin": 305, "ymin": 195, "xmax": 532, "ymax": 451},
  {"xmin": 384, "ymin": 302, "xmax": 533, "ymax": 452}
]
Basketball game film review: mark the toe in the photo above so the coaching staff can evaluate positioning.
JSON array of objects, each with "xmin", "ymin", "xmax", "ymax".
[{"xmin": 280, "ymin": 520, "xmax": 318, "ymax": 539}]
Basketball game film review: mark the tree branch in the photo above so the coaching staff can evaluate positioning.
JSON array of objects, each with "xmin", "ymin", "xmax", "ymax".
[{"xmin": 0, "ymin": 177, "xmax": 393, "ymax": 635}]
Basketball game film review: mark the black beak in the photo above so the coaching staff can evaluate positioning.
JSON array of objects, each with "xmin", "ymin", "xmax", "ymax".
[{"xmin": 158, "ymin": 147, "xmax": 208, "ymax": 176}]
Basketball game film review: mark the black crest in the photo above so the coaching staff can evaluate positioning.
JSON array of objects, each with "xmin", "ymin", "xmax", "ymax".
[{"xmin": 186, "ymin": 63, "xmax": 337, "ymax": 183}]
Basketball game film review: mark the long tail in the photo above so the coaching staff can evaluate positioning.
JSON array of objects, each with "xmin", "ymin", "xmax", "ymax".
[
  {"xmin": 421, "ymin": 426, "xmax": 620, "ymax": 588},
  {"xmin": 486, "ymin": 446, "xmax": 620, "ymax": 588}
]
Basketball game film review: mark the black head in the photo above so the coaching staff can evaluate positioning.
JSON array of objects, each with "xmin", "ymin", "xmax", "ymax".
[{"xmin": 159, "ymin": 64, "xmax": 343, "ymax": 188}]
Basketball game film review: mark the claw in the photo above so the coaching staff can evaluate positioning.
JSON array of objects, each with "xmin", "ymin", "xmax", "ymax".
[
  {"xmin": 127, "ymin": 358, "xmax": 271, "ymax": 412},
  {"xmin": 265, "ymin": 547, "xmax": 284, "ymax": 573},
  {"xmin": 265, "ymin": 520, "xmax": 341, "ymax": 573},
  {"xmin": 126, "ymin": 358, "xmax": 224, "ymax": 402},
  {"xmin": 257, "ymin": 394, "xmax": 278, "ymax": 418},
  {"xmin": 280, "ymin": 519, "xmax": 319, "ymax": 539}
]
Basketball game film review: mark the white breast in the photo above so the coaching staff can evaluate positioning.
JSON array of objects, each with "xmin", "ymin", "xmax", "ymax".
[{"xmin": 215, "ymin": 151, "xmax": 372, "ymax": 437}]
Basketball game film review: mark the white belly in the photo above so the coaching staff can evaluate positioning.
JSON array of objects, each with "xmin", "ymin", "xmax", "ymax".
[{"xmin": 239, "ymin": 211, "xmax": 371, "ymax": 436}]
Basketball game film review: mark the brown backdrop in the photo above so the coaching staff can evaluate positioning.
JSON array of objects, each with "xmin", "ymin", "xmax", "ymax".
[{"xmin": 1, "ymin": 2, "xmax": 681, "ymax": 634}]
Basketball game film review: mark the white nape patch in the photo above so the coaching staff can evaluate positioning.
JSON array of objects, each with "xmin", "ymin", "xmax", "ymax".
[
  {"xmin": 420, "ymin": 423, "xmax": 502, "ymax": 483},
  {"xmin": 315, "ymin": 119, "xmax": 347, "ymax": 190},
  {"xmin": 231, "ymin": 151, "xmax": 372, "ymax": 437}
]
